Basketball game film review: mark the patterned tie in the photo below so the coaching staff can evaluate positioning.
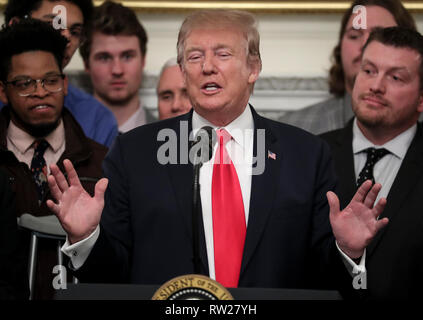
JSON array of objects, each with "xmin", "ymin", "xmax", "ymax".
[
  {"xmin": 356, "ymin": 147, "xmax": 390, "ymax": 187},
  {"xmin": 212, "ymin": 128, "xmax": 246, "ymax": 288},
  {"xmin": 30, "ymin": 139, "xmax": 49, "ymax": 204}
]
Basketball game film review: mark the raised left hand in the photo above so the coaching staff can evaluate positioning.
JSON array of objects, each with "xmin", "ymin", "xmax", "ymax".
[{"xmin": 327, "ymin": 180, "xmax": 389, "ymax": 259}]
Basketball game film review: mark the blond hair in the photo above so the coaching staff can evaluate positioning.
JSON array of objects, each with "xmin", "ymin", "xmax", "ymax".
[{"xmin": 176, "ymin": 9, "xmax": 262, "ymax": 71}]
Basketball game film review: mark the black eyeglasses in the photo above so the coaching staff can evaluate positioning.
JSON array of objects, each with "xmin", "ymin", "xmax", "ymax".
[{"xmin": 4, "ymin": 74, "xmax": 65, "ymax": 97}]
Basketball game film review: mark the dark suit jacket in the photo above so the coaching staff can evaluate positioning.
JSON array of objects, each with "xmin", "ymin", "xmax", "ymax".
[
  {"xmin": 77, "ymin": 106, "xmax": 352, "ymax": 294},
  {"xmin": 321, "ymin": 120, "xmax": 423, "ymax": 299},
  {"xmin": 0, "ymin": 168, "xmax": 29, "ymax": 300}
]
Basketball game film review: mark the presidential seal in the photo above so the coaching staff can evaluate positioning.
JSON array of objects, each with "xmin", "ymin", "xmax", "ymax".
[{"xmin": 152, "ymin": 274, "xmax": 234, "ymax": 300}]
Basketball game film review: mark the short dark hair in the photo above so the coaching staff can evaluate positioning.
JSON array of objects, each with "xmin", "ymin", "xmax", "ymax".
[
  {"xmin": 4, "ymin": 0, "xmax": 94, "ymax": 26},
  {"xmin": 0, "ymin": 19, "xmax": 68, "ymax": 81},
  {"xmin": 79, "ymin": 1, "xmax": 148, "ymax": 65},
  {"xmin": 363, "ymin": 27, "xmax": 423, "ymax": 90},
  {"xmin": 329, "ymin": 0, "xmax": 416, "ymax": 97}
]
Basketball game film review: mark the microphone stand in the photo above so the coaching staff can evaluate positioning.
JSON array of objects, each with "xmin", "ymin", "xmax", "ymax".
[
  {"xmin": 192, "ymin": 162, "xmax": 202, "ymax": 274},
  {"xmin": 191, "ymin": 126, "xmax": 215, "ymax": 275}
]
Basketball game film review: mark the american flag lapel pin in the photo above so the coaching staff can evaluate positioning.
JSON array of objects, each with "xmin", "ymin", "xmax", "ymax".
[{"xmin": 268, "ymin": 150, "xmax": 276, "ymax": 160}]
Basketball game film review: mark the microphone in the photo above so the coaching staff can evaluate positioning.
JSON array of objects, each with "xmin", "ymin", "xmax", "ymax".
[
  {"xmin": 189, "ymin": 126, "xmax": 216, "ymax": 166},
  {"xmin": 191, "ymin": 126, "xmax": 216, "ymax": 274}
]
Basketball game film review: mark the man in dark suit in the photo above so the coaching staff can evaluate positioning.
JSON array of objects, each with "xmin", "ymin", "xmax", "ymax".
[
  {"xmin": 47, "ymin": 10, "xmax": 387, "ymax": 296},
  {"xmin": 321, "ymin": 27, "xmax": 423, "ymax": 299},
  {"xmin": 0, "ymin": 168, "xmax": 28, "ymax": 300}
]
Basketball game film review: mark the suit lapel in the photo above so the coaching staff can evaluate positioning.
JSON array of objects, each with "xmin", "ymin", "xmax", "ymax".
[
  {"xmin": 367, "ymin": 124, "xmax": 423, "ymax": 257},
  {"xmin": 331, "ymin": 120, "xmax": 357, "ymax": 209},
  {"xmin": 165, "ymin": 113, "xmax": 209, "ymax": 274},
  {"xmin": 240, "ymin": 106, "xmax": 281, "ymax": 276}
]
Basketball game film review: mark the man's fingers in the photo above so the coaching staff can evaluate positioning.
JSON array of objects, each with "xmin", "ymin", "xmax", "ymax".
[
  {"xmin": 94, "ymin": 178, "xmax": 108, "ymax": 202},
  {"xmin": 327, "ymin": 191, "xmax": 340, "ymax": 218},
  {"xmin": 46, "ymin": 199, "xmax": 60, "ymax": 217},
  {"xmin": 63, "ymin": 159, "xmax": 83, "ymax": 188},
  {"xmin": 375, "ymin": 217, "xmax": 389, "ymax": 233},
  {"xmin": 47, "ymin": 174, "xmax": 63, "ymax": 201},
  {"xmin": 363, "ymin": 183, "xmax": 382, "ymax": 208},
  {"xmin": 351, "ymin": 180, "xmax": 372, "ymax": 203},
  {"xmin": 50, "ymin": 163, "xmax": 69, "ymax": 192},
  {"xmin": 373, "ymin": 197, "xmax": 387, "ymax": 218}
]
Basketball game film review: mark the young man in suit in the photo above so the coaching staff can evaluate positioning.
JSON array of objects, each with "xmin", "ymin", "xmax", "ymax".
[
  {"xmin": 278, "ymin": 0, "xmax": 416, "ymax": 135},
  {"xmin": 80, "ymin": 1, "xmax": 156, "ymax": 133},
  {"xmin": 321, "ymin": 27, "xmax": 423, "ymax": 299},
  {"xmin": 2, "ymin": 0, "xmax": 119, "ymax": 146},
  {"xmin": 48, "ymin": 10, "xmax": 387, "ymax": 297}
]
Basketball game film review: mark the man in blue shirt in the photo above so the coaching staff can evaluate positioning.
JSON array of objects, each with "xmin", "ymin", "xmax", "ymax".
[{"xmin": 1, "ymin": 0, "xmax": 119, "ymax": 147}]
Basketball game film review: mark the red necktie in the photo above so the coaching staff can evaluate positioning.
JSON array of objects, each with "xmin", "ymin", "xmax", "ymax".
[{"xmin": 212, "ymin": 128, "xmax": 246, "ymax": 288}]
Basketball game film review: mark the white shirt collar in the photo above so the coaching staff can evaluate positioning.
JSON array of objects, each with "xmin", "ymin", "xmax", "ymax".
[
  {"xmin": 352, "ymin": 118, "xmax": 416, "ymax": 160},
  {"xmin": 7, "ymin": 119, "xmax": 65, "ymax": 153},
  {"xmin": 191, "ymin": 104, "xmax": 254, "ymax": 149}
]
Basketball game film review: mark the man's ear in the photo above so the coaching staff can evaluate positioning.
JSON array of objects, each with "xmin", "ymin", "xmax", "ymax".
[
  {"xmin": 179, "ymin": 62, "xmax": 187, "ymax": 86},
  {"xmin": 62, "ymin": 75, "xmax": 68, "ymax": 96},
  {"xmin": 0, "ymin": 82, "xmax": 9, "ymax": 105},
  {"xmin": 247, "ymin": 58, "xmax": 261, "ymax": 84},
  {"xmin": 83, "ymin": 59, "xmax": 90, "ymax": 73},
  {"xmin": 140, "ymin": 54, "xmax": 146, "ymax": 71},
  {"xmin": 417, "ymin": 91, "xmax": 423, "ymax": 113}
]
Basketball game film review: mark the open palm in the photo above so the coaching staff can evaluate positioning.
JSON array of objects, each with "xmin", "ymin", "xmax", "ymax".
[
  {"xmin": 46, "ymin": 159, "xmax": 108, "ymax": 244},
  {"xmin": 327, "ymin": 180, "xmax": 389, "ymax": 259}
]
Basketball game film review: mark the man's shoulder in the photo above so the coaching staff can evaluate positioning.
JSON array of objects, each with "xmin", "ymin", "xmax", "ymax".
[
  {"xmin": 86, "ymin": 137, "xmax": 109, "ymax": 157},
  {"xmin": 119, "ymin": 114, "xmax": 189, "ymax": 144},
  {"xmin": 65, "ymin": 84, "xmax": 114, "ymax": 117},
  {"xmin": 319, "ymin": 126, "xmax": 349, "ymax": 149},
  {"xmin": 261, "ymin": 113, "xmax": 321, "ymax": 139},
  {"xmin": 278, "ymin": 96, "xmax": 346, "ymax": 134},
  {"xmin": 255, "ymin": 112, "xmax": 332, "ymax": 159},
  {"xmin": 282, "ymin": 96, "xmax": 344, "ymax": 120}
]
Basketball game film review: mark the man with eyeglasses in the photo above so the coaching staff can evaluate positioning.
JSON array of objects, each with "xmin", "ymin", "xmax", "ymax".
[
  {"xmin": 0, "ymin": 20, "xmax": 107, "ymax": 299},
  {"xmin": 1, "ymin": 0, "xmax": 119, "ymax": 147}
]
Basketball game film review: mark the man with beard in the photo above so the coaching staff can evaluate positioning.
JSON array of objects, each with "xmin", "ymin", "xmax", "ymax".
[
  {"xmin": 0, "ymin": 20, "xmax": 107, "ymax": 299},
  {"xmin": 278, "ymin": 0, "xmax": 416, "ymax": 135},
  {"xmin": 321, "ymin": 27, "xmax": 423, "ymax": 299},
  {"xmin": 2, "ymin": 0, "xmax": 119, "ymax": 147}
]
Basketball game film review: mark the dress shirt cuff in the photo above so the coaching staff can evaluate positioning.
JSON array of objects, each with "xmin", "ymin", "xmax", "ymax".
[
  {"xmin": 61, "ymin": 226, "xmax": 100, "ymax": 270},
  {"xmin": 335, "ymin": 241, "xmax": 366, "ymax": 277}
]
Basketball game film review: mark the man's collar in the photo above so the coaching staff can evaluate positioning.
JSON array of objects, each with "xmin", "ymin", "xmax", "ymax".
[
  {"xmin": 352, "ymin": 118, "xmax": 416, "ymax": 160},
  {"xmin": 7, "ymin": 119, "xmax": 65, "ymax": 154},
  {"xmin": 192, "ymin": 105, "xmax": 254, "ymax": 149}
]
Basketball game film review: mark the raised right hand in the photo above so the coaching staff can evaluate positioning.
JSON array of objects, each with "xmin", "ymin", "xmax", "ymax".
[{"xmin": 46, "ymin": 159, "xmax": 108, "ymax": 244}]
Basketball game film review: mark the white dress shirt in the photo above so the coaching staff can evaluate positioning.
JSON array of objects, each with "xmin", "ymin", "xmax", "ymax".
[
  {"xmin": 7, "ymin": 120, "xmax": 66, "ymax": 173},
  {"xmin": 193, "ymin": 105, "xmax": 254, "ymax": 280},
  {"xmin": 352, "ymin": 118, "xmax": 416, "ymax": 204}
]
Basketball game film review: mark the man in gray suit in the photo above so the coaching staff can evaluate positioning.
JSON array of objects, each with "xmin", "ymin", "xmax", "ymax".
[{"xmin": 278, "ymin": 0, "xmax": 416, "ymax": 134}]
